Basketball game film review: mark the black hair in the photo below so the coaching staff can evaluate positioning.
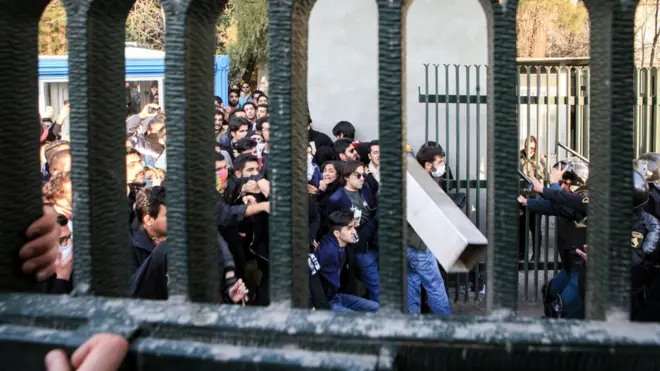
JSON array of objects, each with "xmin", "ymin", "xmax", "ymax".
[
  {"xmin": 327, "ymin": 210, "xmax": 354, "ymax": 234},
  {"xmin": 257, "ymin": 95, "xmax": 268, "ymax": 102},
  {"xmin": 257, "ymin": 104, "xmax": 269, "ymax": 111},
  {"xmin": 214, "ymin": 96, "xmax": 223, "ymax": 105},
  {"xmin": 233, "ymin": 153, "xmax": 259, "ymax": 172},
  {"xmin": 243, "ymin": 102, "xmax": 256, "ymax": 110},
  {"xmin": 235, "ymin": 137, "xmax": 258, "ymax": 154},
  {"xmin": 333, "ymin": 139, "xmax": 353, "ymax": 158},
  {"xmin": 215, "ymin": 151, "xmax": 226, "ymax": 162},
  {"xmin": 229, "ymin": 117, "xmax": 250, "ymax": 133},
  {"xmin": 256, "ymin": 116, "xmax": 270, "ymax": 132},
  {"xmin": 215, "ymin": 109, "xmax": 225, "ymax": 118},
  {"xmin": 416, "ymin": 146, "xmax": 445, "ymax": 168},
  {"xmin": 332, "ymin": 121, "xmax": 355, "ymax": 139},
  {"xmin": 340, "ymin": 160, "xmax": 364, "ymax": 185},
  {"xmin": 420, "ymin": 141, "xmax": 445, "ymax": 156},
  {"xmin": 136, "ymin": 186, "xmax": 166, "ymax": 224},
  {"xmin": 369, "ymin": 140, "xmax": 379, "ymax": 152},
  {"xmin": 322, "ymin": 160, "xmax": 342, "ymax": 176},
  {"xmin": 229, "ymin": 88, "xmax": 240, "ymax": 96},
  {"xmin": 253, "ymin": 89, "xmax": 264, "ymax": 96}
]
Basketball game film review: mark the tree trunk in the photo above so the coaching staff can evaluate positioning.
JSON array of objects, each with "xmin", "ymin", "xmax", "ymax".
[
  {"xmin": 241, "ymin": 56, "xmax": 257, "ymax": 85},
  {"xmin": 651, "ymin": 0, "xmax": 660, "ymax": 66}
]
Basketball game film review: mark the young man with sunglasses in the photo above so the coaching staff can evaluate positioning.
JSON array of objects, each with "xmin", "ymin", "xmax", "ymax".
[{"xmin": 326, "ymin": 160, "xmax": 380, "ymax": 303}]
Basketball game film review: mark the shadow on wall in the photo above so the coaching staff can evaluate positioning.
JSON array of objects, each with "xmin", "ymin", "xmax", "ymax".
[{"xmin": 307, "ymin": 0, "xmax": 487, "ymax": 147}]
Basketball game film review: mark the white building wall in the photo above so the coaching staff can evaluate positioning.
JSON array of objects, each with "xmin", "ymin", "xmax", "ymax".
[{"xmin": 308, "ymin": 0, "xmax": 489, "ymax": 229}]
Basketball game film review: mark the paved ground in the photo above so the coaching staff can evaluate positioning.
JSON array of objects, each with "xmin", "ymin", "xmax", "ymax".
[{"xmin": 449, "ymin": 270, "xmax": 553, "ymax": 318}]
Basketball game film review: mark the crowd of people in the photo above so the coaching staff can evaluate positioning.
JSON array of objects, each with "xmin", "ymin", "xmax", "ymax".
[
  {"xmin": 35, "ymin": 81, "xmax": 660, "ymax": 321},
  {"xmin": 37, "ymin": 82, "xmax": 457, "ymax": 314}
]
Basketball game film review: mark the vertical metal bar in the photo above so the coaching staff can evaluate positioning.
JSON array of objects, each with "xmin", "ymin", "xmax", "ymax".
[
  {"xmin": 534, "ymin": 66, "xmax": 542, "ymax": 300},
  {"xmin": 434, "ymin": 64, "xmax": 440, "ymax": 145},
  {"xmin": 483, "ymin": 0, "xmax": 520, "ymax": 314},
  {"xmin": 554, "ymin": 66, "xmax": 561, "ymax": 277},
  {"xmin": 445, "ymin": 64, "xmax": 450, "ymax": 165},
  {"xmin": 465, "ymin": 65, "xmax": 472, "ymax": 217},
  {"xmin": 475, "ymin": 65, "xmax": 482, "ymax": 230},
  {"xmin": 377, "ymin": 0, "xmax": 407, "ymax": 312},
  {"xmin": 0, "ymin": 1, "xmax": 48, "ymax": 292},
  {"xmin": 455, "ymin": 64, "xmax": 461, "ymax": 193},
  {"xmin": 544, "ymin": 67, "xmax": 551, "ymax": 287},
  {"xmin": 475, "ymin": 64, "xmax": 483, "ymax": 302},
  {"xmin": 566, "ymin": 67, "xmax": 572, "ymax": 157},
  {"xmin": 575, "ymin": 67, "xmax": 583, "ymax": 154},
  {"xmin": 584, "ymin": 67, "xmax": 591, "ymax": 158},
  {"xmin": 424, "ymin": 63, "xmax": 430, "ymax": 143},
  {"xmin": 163, "ymin": 0, "xmax": 224, "ymax": 302},
  {"xmin": 524, "ymin": 66, "xmax": 531, "ymax": 301},
  {"xmin": 654, "ymin": 68, "xmax": 660, "ymax": 152},
  {"xmin": 267, "ymin": 0, "xmax": 313, "ymax": 307},
  {"xmin": 646, "ymin": 68, "xmax": 653, "ymax": 153},
  {"xmin": 585, "ymin": 0, "xmax": 636, "ymax": 320},
  {"xmin": 634, "ymin": 69, "xmax": 641, "ymax": 158}
]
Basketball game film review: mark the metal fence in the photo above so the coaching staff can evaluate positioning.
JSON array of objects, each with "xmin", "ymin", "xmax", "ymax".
[
  {"xmin": 1, "ymin": 0, "xmax": 660, "ymax": 369},
  {"xmin": 419, "ymin": 63, "xmax": 660, "ymax": 305}
]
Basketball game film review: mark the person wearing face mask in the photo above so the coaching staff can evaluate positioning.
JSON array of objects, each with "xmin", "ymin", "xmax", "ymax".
[
  {"xmin": 416, "ymin": 145, "xmax": 466, "ymax": 209},
  {"xmin": 326, "ymin": 160, "xmax": 380, "ymax": 303},
  {"xmin": 312, "ymin": 210, "xmax": 379, "ymax": 312},
  {"xmin": 519, "ymin": 159, "xmax": 588, "ymax": 319}
]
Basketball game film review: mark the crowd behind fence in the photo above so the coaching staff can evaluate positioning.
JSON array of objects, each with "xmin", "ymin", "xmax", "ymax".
[{"xmin": 419, "ymin": 63, "xmax": 660, "ymax": 304}]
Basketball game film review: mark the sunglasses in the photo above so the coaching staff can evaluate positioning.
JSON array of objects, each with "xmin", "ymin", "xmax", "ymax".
[
  {"xmin": 242, "ymin": 85, "xmax": 250, "ymax": 89},
  {"xmin": 352, "ymin": 172, "xmax": 368, "ymax": 180}
]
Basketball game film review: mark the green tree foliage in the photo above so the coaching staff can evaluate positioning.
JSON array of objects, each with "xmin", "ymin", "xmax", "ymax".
[
  {"xmin": 39, "ymin": 0, "xmax": 269, "ymax": 82},
  {"xmin": 39, "ymin": 0, "xmax": 68, "ymax": 55},
  {"xmin": 223, "ymin": 0, "xmax": 268, "ymax": 83}
]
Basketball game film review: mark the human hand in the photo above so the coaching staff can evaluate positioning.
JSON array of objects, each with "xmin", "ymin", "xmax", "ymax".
[
  {"xmin": 45, "ymin": 333, "xmax": 128, "ymax": 371},
  {"xmin": 242, "ymin": 195, "xmax": 257, "ymax": 205},
  {"xmin": 20, "ymin": 206, "xmax": 60, "ymax": 281},
  {"xmin": 139, "ymin": 104, "xmax": 160, "ymax": 119},
  {"xmin": 54, "ymin": 253, "xmax": 73, "ymax": 281},
  {"xmin": 517, "ymin": 195, "xmax": 527, "ymax": 206},
  {"xmin": 257, "ymin": 178, "xmax": 270, "ymax": 198},
  {"xmin": 307, "ymin": 184, "xmax": 319, "ymax": 195},
  {"xmin": 550, "ymin": 167, "xmax": 567, "ymax": 184},
  {"xmin": 530, "ymin": 175, "xmax": 544, "ymax": 194},
  {"xmin": 318, "ymin": 180, "xmax": 327, "ymax": 192},
  {"xmin": 228, "ymin": 278, "xmax": 249, "ymax": 304},
  {"xmin": 576, "ymin": 244, "xmax": 588, "ymax": 262},
  {"xmin": 241, "ymin": 180, "xmax": 260, "ymax": 194}
]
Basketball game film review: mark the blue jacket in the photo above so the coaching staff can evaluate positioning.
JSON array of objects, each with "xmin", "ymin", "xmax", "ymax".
[
  {"xmin": 315, "ymin": 234, "xmax": 346, "ymax": 300},
  {"xmin": 326, "ymin": 184, "xmax": 379, "ymax": 253}
]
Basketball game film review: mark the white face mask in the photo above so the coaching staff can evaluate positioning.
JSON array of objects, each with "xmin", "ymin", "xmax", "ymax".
[{"xmin": 432, "ymin": 164, "xmax": 446, "ymax": 178}]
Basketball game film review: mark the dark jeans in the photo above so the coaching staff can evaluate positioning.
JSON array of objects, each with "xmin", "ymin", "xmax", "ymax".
[{"xmin": 518, "ymin": 208, "xmax": 541, "ymax": 260}]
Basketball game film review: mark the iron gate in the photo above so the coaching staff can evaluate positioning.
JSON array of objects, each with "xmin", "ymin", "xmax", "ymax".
[{"xmin": 1, "ymin": 0, "xmax": 660, "ymax": 369}]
